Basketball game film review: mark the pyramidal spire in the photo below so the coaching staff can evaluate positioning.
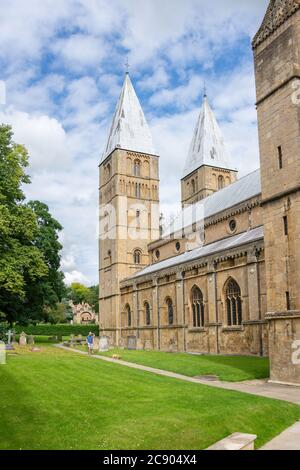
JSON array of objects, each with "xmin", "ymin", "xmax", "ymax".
[
  {"xmin": 102, "ymin": 73, "xmax": 156, "ymax": 161},
  {"xmin": 253, "ymin": 0, "xmax": 300, "ymax": 48},
  {"xmin": 182, "ymin": 96, "xmax": 235, "ymax": 179}
]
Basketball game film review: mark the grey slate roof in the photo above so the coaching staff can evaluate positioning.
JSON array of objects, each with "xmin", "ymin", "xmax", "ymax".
[
  {"xmin": 102, "ymin": 74, "xmax": 156, "ymax": 161},
  {"xmin": 163, "ymin": 169, "xmax": 261, "ymax": 238},
  {"xmin": 130, "ymin": 225, "xmax": 264, "ymax": 280},
  {"xmin": 182, "ymin": 96, "xmax": 236, "ymax": 179}
]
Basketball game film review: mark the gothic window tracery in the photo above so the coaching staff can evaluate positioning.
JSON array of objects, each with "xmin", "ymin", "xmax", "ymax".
[
  {"xmin": 225, "ymin": 279, "xmax": 242, "ymax": 326},
  {"xmin": 191, "ymin": 286, "xmax": 205, "ymax": 328}
]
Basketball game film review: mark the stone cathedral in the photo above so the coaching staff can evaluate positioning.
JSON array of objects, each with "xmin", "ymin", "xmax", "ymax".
[{"xmin": 99, "ymin": 0, "xmax": 300, "ymax": 386}]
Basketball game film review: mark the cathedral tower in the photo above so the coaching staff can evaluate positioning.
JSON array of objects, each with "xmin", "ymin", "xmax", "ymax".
[
  {"xmin": 99, "ymin": 73, "xmax": 160, "ymax": 345},
  {"xmin": 253, "ymin": 0, "xmax": 300, "ymax": 384},
  {"xmin": 181, "ymin": 94, "xmax": 237, "ymax": 206}
]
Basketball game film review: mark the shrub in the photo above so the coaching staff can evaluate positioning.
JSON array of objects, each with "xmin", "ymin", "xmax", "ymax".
[
  {"xmin": 14, "ymin": 324, "xmax": 99, "ymax": 337},
  {"xmin": 0, "ymin": 323, "xmax": 8, "ymax": 342}
]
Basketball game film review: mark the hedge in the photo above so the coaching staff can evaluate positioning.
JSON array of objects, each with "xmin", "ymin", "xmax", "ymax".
[{"xmin": 14, "ymin": 324, "xmax": 99, "ymax": 337}]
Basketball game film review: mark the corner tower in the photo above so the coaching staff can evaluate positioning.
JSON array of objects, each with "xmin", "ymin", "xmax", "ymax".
[
  {"xmin": 99, "ymin": 73, "xmax": 160, "ymax": 345},
  {"xmin": 181, "ymin": 94, "xmax": 237, "ymax": 206},
  {"xmin": 253, "ymin": 0, "xmax": 300, "ymax": 385}
]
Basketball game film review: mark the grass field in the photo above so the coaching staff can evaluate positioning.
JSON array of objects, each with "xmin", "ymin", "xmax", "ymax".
[
  {"xmin": 0, "ymin": 345, "xmax": 299, "ymax": 450},
  {"xmin": 76, "ymin": 346, "xmax": 270, "ymax": 382}
]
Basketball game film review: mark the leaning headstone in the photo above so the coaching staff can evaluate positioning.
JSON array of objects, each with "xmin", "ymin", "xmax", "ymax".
[
  {"xmin": 136, "ymin": 339, "xmax": 144, "ymax": 351},
  {"xmin": 19, "ymin": 332, "xmax": 27, "ymax": 346},
  {"xmin": 169, "ymin": 339, "xmax": 177, "ymax": 353},
  {"xmin": 144, "ymin": 340, "xmax": 153, "ymax": 351},
  {"xmin": 0, "ymin": 341, "xmax": 6, "ymax": 365},
  {"xmin": 127, "ymin": 336, "xmax": 137, "ymax": 350},
  {"xmin": 99, "ymin": 336, "xmax": 109, "ymax": 352},
  {"xmin": 28, "ymin": 335, "xmax": 35, "ymax": 345}
]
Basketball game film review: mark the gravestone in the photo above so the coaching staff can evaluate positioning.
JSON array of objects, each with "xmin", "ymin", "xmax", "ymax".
[
  {"xmin": 77, "ymin": 334, "xmax": 83, "ymax": 343},
  {"xmin": 0, "ymin": 341, "xmax": 6, "ymax": 365},
  {"xmin": 136, "ymin": 339, "xmax": 144, "ymax": 351},
  {"xmin": 144, "ymin": 340, "xmax": 153, "ymax": 351},
  {"xmin": 169, "ymin": 339, "xmax": 177, "ymax": 353},
  {"xmin": 70, "ymin": 334, "xmax": 75, "ymax": 346},
  {"xmin": 5, "ymin": 330, "xmax": 15, "ymax": 350},
  {"xmin": 28, "ymin": 335, "xmax": 35, "ymax": 345},
  {"xmin": 99, "ymin": 336, "xmax": 109, "ymax": 352},
  {"xmin": 19, "ymin": 332, "xmax": 27, "ymax": 346},
  {"xmin": 6, "ymin": 330, "xmax": 13, "ymax": 345},
  {"xmin": 127, "ymin": 336, "xmax": 137, "ymax": 350}
]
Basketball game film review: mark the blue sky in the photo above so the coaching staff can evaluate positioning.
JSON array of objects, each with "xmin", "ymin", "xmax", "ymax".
[{"xmin": 0, "ymin": 0, "xmax": 269, "ymax": 285}]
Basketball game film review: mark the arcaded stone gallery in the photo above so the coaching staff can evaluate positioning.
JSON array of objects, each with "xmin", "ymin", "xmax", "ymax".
[{"xmin": 99, "ymin": 0, "xmax": 300, "ymax": 385}]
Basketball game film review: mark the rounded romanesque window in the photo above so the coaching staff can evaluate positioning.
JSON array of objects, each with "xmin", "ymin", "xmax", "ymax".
[
  {"xmin": 133, "ymin": 250, "xmax": 142, "ymax": 265},
  {"xmin": 225, "ymin": 279, "xmax": 242, "ymax": 326},
  {"xmin": 134, "ymin": 160, "xmax": 141, "ymax": 177},
  {"xmin": 218, "ymin": 175, "xmax": 225, "ymax": 190},
  {"xmin": 166, "ymin": 298, "xmax": 174, "ymax": 325},
  {"xmin": 191, "ymin": 286, "xmax": 205, "ymax": 328},
  {"xmin": 126, "ymin": 304, "xmax": 132, "ymax": 327},
  {"xmin": 145, "ymin": 302, "xmax": 151, "ymax": 326}
]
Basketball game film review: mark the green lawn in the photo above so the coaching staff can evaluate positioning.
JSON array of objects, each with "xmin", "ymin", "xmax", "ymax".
[
  {"xmin": 0, "ymin": 345, "xmax": 299, "ymax": 450},
  {"xmin": 77, "ymin": 346, "xmax": 270, "ymax": 382}
]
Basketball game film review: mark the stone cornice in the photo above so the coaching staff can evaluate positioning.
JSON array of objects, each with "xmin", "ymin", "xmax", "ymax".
[
  {"xmin": 252, "ymin": 0, "xmax": 300, "ymax": 49},
  {"xmin": 120, "ymin": 239, "xmax": 264, "ymax": 289},
  {"xmin": 266, "ymin": 310, "xmax": 300, "ymax": 320}
]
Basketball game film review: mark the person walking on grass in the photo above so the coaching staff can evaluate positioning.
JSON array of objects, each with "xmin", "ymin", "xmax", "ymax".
[{"xmin": 86, "ymin": 332, "xmax": 95, "ymax": 355}]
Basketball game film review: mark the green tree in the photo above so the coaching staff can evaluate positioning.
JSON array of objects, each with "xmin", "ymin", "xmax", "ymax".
[
  {"xmin": 0, "ymin": 125, "xmax": 65, "ymax": 325},
  {"xmin": 66, "ymin": 283, "xmax": 99, "ymax": 313},
  {"xmin": 67, "ymin": 283, "xmax": 91, "ymax": 305}
]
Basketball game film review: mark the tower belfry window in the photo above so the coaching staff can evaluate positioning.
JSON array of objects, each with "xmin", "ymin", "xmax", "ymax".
[
  {"xmin": 278, "ymin": 146, "xmax": 283, "ymax": 169},
  {"xmin": 283, "ymin": 215, "xmax": 288, "ymax": 236}
]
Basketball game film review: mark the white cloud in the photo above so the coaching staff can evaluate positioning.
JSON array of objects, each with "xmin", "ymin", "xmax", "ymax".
[
  {"xmin": 0, "ymin": 108, "xmax": 71, "ymax": 172},
  {"xmin": 64, "ymin": 270, "xmax": 91, "ymax": 286},
  {"xmin": 0, "ymin": 0, "xmax": 269, "ymax": 285}
]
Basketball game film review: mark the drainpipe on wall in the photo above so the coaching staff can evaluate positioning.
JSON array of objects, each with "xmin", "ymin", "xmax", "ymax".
[
  {"xmin": 256, "ymin": 250, "xmax": 263, "ymax": 357},
  {"xmin": 182, "ymin": 272, "xmax": 187, "ymax": 352},
  {"xmin": 214, "ymin": 260, "xmax": 220, "ymax": 355}
]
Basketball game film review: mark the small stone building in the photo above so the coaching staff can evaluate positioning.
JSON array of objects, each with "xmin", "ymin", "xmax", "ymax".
[{"xmin": 71, "ymin": 302, "xmax": 98, "ymax": 325}]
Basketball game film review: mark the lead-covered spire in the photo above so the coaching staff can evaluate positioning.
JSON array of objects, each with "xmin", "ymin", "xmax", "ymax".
[
  {"xmin": 182, "ymin": 96, "xmax": 235, "ymax": 179},
  {"xmin": 102, "ymin": 73, "xmax": 156, "ymax": 161}
]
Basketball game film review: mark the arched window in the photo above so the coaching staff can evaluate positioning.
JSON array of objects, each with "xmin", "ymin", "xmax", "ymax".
[
  {"xmin": 166, "ymin": 298, "xmax": 174, "ymax": 325},
  {"xmin": 191, "ymin": 179, "xmax": 196, "ymax": 194},
  {"xmin": 218, "ymin": 175, "xmax": 225, "ymax": 190},
  {"xmin": 135, "ymin": 183, "xmax": 141, "ymax": 198},
  {"xmin": 191, "ymin": 286, "xmax": 205, "ymax": 328},
  {"xmin": 226, "ymin": 279, "xmax": 242, "ymax": 326},
  {"xmin": 107, "ymin": 163, "xmax": 111, "ymax": 179},
  {"xmin": 126, "ymin": 304, "xmax": 132, "ymax": 327},
  {"xmin": 133, "ymin": 250, "xmax": 141, "ymax": 265},
  {"xmin": 145, "ymin": 302, "xmax": 151, "ymax": 326},
  {"xmin": 134, "ymin": 160, "xmax": 141, "ymax": 177}
]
